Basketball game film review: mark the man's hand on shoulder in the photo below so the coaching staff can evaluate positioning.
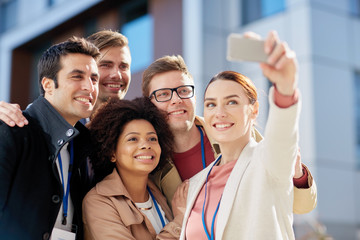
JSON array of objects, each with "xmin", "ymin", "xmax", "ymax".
[{"xmin": 0, "ymin": 101, "xmax": 28, "ymax": 127}]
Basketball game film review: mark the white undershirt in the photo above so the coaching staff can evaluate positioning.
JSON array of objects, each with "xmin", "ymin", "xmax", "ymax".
[
  {"xmin": 135, "ymin": 195, "xmax": 169, "ymax": 234},
  {"xmin": 53, "ymin": 143, "xmax": 74, "ymax": 232}
]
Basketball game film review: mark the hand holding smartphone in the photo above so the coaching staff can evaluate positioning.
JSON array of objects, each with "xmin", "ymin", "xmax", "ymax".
[{"xmin": 227, "ymin": 33, "xmax": 268, "ymax": 63}]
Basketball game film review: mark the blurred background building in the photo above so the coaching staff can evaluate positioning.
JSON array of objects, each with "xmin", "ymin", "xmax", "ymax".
[{"xmin": 0, "ymin": 0, "xmax": 359, "ymax": 239}]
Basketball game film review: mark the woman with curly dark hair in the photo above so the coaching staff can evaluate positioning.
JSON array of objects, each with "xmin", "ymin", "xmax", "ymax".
[{"xmin": 82, "ymin": 97, "xmax": 187, "ymax": 240}]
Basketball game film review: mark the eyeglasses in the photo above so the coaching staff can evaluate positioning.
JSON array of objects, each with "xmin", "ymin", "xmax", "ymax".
[{"xmin": 149, "ymin": 85, "xmax": 195, "ymax": 102}]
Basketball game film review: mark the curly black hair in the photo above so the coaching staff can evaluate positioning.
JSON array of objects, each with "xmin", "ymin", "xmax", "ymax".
[{"xmin": 89, "ymin": 97, "xmax": 174, "ymax": 182}]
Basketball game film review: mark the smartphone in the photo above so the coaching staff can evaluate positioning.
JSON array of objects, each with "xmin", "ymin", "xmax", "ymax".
[{"xmin": 227, "ymin": 33, "xmax": 268, "ymax": 63}]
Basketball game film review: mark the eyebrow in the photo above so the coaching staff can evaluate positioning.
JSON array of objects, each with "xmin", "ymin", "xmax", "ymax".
[
  {"xmin": 69, "ymin": 69, "xmax": 85, "ymax": 75},
  {"xmin": 68, "ymin": 69, "xmax": 99, "ymax": 78},
  {"xmin": 98, "ymin": 59, "xmax": 113, "ymax": 64},
  {"xmin": 99, "ymin": 59, "xmax": 129, "ymax": 66},
  {"xmin": 204, "ymin": 94, "xmax": 240, "ymax": 101},
  {"xmin": 120, "ymin": 61, "xmax": 130, "ymax": 66},
  {"xmin": 124, "ymin": 131, "xmax": 157, "ymax": 137}
]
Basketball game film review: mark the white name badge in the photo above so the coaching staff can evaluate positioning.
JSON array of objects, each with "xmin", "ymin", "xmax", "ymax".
[{"xmin": 51, "ymin": 228, "xmax": 76, "ymax": 240}]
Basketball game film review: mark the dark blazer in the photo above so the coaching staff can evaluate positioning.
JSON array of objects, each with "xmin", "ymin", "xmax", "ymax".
[{"xmin": 0, "ymin": 96, "xmax": 93, "ymax": 240}]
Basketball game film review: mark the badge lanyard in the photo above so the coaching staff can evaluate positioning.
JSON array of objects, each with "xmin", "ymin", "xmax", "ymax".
[
  {"xmin": 57, "ymin": 140, "xmax": 74, "ymax": 225},
  {"xmin": 147, "ymin": 186, "xmax": 166, "ymax": 228},
  {"xmin": 197, "ymin": 126, "xmax": 206, "ymax": 169},
  {"xmin": 202, "ymin": 156, "xmax": 222, "ymax": 240}
]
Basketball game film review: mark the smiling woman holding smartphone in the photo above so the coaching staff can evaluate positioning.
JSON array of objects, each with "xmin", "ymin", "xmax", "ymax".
[{"xmin": 179, "ymin": 31, "xmax": 301, "ymax": 240}]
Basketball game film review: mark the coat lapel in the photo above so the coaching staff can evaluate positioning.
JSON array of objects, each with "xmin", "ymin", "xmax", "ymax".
[
  {"xmin": 180, "ymin": 161, "xmax": 218, "ymax": 239},
  {"xmin": 215, "ymin": 138, "xmax": 256, "ymax": 239}
]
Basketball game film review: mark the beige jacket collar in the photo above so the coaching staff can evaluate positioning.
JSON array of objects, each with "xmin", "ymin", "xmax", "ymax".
[{"xmin": 94, "ymin": 169, "xmax": 173, "ymax": 227}]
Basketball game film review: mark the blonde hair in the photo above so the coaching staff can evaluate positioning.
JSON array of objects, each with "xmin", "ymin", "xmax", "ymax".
[{"xmin": 86, "ymin": 30, "xmax": 129, "ymax": 51}]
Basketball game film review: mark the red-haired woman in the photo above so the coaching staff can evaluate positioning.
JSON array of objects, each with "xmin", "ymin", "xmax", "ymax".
[{"xmin": 181, "ymin": 31, "xmax": 301, "ymax": 240}]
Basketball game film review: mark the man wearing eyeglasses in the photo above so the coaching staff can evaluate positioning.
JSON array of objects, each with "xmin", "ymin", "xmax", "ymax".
[
  {"xmin": 142, "ymin": 58, "xmax": 204, "ymax": 184},
  {"xmin": 142, "ymin": 55, "xmax": 317, "ymax": 215}
]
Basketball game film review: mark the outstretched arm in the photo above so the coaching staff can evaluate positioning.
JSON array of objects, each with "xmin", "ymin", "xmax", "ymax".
[
  {"xmin": 262, "ymin": 31, "xmax": 317, "ymax": 213},
  {"xmin": 259, "ymin": 30, "xmax": 300, "ymax": 181},
  {"xmin": 0, "ymin": 101, "xmax": 28, "ymax": 127},
  {"xmin": 261, "ymin": 31, "xmax": 298, "ymax": 96}
]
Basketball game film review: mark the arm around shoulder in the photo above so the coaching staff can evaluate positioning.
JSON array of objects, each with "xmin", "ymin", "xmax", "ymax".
[
  {"xmin": 293, "ymin": 164, "xmax": 317, "ymax": 214},
  {"xmin": 0, "ymin": 101, "xmax": 28, "ymax": 127},
  {"xmin": 157, "ymin": 216, "xmax": 182, "ymax": 240},
  {"xmin": 157, "ymin": 179, "xmax": 189, "ymax": 240}
]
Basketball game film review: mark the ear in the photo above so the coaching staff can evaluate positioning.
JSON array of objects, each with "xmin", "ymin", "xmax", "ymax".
[
  {"xmin": 110, "ymin": 155, "xmax": 117, "ymax": 163},
  {"xmin": 41, "ymin": 77, "xmax": 55, "ymax": 96},
  {"xmin": 251, "ymin": 101, "xmax": 259, "ymax": 120}
]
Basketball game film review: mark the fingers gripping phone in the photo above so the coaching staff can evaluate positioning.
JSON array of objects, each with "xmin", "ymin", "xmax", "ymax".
[{"xmin": 227, "ymin": 33, "xmax": 268, "ymax": 63}]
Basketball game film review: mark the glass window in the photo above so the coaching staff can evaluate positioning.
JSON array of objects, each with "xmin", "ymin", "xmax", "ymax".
[
  {"xmin": 242, "ymin": 0, "xmax": 262, "ymax": 25},
  {"xmin": 262, "ymin": 0, "xmax": 285, "ymax": 17},
  {"xmin": 122, "ymin": 13, "xmax": 153, "ymax": 73},
  {"xmin": 242, "ymin": 0, "xmax": 285, "ymax": 25},
  {"xmin": 48, "ymin": 0, "xmax": 55, "ymax": 7},
  {"xmin": 120, "ymin": 0, "xmax": 152, "ymax": 73},
  {"xmin": 349, "ymin": 0, "xmax": 360, "ymax": 16},
  {"xmin": 0, "ymin": 0, "xmax": 17, "ymax": 33}
]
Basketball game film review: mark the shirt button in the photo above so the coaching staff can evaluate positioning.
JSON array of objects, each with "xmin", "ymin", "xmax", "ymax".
[
  {"xmin": 57, "ymin": 139, "xmax": 64, "ymax": 145},
  {"xmin": 52, "ymin": 195, "xmax": 60, "ymax": 204},
  {"xmin": 66, "ymin": 129, "xmax": 74, "ymax": 137},
  {"xmin": 43, "ymin": 232, "xmax": 50, "ymax": 240}
]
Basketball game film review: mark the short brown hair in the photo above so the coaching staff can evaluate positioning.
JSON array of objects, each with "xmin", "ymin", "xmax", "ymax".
[
  {"xmin": 142, "ymin": 55, "xmax": 193, "ymax": 97},
  {"xmin": 86, "ymin": 30, "xmax": 129, "ymax": 51},
  {"xmin": 38, "ymin": 36, "xmax": 100, "ymax": 96},
  {"xmin": 89, "ymin": 97, "xmax": 174, "ymax": 182}
]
